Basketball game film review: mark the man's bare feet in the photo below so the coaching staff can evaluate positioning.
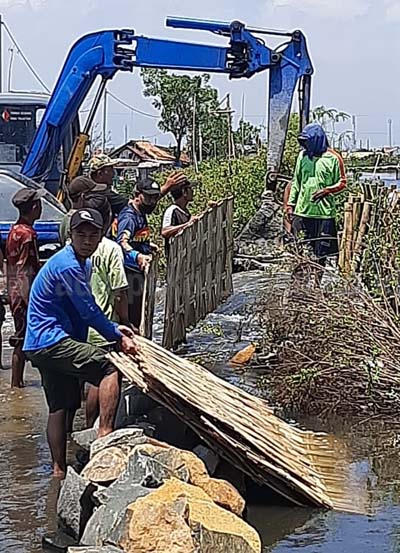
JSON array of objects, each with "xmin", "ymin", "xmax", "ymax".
[
  {"xmin": 97, "ymin": 427, "xmax": 113, "ymax": 440},
  {"xmin": 53, "ymin": 463, "xmax": 66, "ymax": 479}
]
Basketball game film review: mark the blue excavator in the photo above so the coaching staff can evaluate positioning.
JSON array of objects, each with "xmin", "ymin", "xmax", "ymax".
[{"xmin": 18, "ymin": 16, "xmax": 313, "ymax": 197}]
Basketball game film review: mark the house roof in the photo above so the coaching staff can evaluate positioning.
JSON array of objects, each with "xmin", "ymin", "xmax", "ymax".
[{"xmin": 111, "ymin": 140, "xmax": 190, "ymax": 165}]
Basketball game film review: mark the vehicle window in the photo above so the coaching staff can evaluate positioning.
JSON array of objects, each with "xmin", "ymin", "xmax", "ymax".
[{"xmin": 0, "ymin": 174, "xmax": 63, "ymax": 222}]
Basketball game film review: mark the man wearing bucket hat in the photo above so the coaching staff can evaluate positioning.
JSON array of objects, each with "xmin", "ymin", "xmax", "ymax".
[
  {"xmin": 89, "ymin": 153, "xmax": 128, "ymax": 218},
  {"xmin": 24, "ymin": 208, "xmax": 138, "ymax": 478},
  {"xmin": 6, "ymin": 188, "xmax": 44, "ymax": 387}
]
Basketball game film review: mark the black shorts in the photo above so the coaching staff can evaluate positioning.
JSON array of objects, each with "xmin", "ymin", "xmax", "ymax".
[
  {"xmin": 292, "ymin": 216, "xmax": 338, "ymax": 262},
  {"xmin": 26, "ymin": 338, "xmax": 117, "ymax": 413}
]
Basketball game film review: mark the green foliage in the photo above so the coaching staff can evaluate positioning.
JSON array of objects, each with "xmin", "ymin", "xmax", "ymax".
[
  {"xmin": 149, "ymin": 151, "xmax": 267, "ymax": 241},
  {"xmin": 281, "ymin": 113, "xmax": 301, "ymax": 176},
  {"xmin": 141, "ymin": 69, "xmax": 230, "ymax": 161},
  {"xmin": 233, "ymin": 120, "xmax": 262, "ymax": 152}
]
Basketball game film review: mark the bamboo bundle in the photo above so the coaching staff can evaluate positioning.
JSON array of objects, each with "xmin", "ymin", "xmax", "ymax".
[{"xmin": 108, "ymin": 337, "xmax": 363, "ymax": 513}]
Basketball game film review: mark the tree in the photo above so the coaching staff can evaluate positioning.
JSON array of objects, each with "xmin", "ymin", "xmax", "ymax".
[
  {"xmin": 141, "ymin": 69, "xmax": 229, "ymax": 162},
  {"xmin": 233, "ymin": 120, "xmax": 262, "ymax": 154},
  {"xmin": 312, "ymin": 105, "xmax": 350, "ymax": 147}
]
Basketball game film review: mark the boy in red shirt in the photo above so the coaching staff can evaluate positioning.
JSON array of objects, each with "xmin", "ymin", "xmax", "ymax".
[{"xmin": 6, "ymin": 189, "xmax": 43, "ymax": 387}]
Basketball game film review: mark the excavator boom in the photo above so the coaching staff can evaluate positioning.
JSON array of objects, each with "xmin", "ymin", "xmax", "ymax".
[{"xmin": 21, "ymin": 17, "xmax": 314, "ymax": 193}]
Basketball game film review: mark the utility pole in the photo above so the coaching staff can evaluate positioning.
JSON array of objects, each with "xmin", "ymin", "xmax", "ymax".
[
  {"xmin": 102, "ymin": 86, "xmax": 108, "ymax": 151},
  {"xmin": 388, "ymin": 118, "xmax": 393, "ymax": 147},
  {"xmin": 227, "ymin": 94, "xmax": 235, "ymax": 159},
  {"xmin": 0, "ymin": 14, "xmax": 3, "ymax": 93},
  {"xmin": 198, "ymin": 124, "xmax": 203, "ymax": 164},
  {"xmin": 241, "ymin": 93, "xmax": 245, "ymax": 155},
  {"xmin": 192, "ymin": 93, "xmax": 198, "ymax": 172},
  {"xmin": 124, "ymin": 124, "xmax": 128, "ymax": 144},
  {"xmin": 352, "ymin": 115, "xmax": 357, "ymax": 151}
]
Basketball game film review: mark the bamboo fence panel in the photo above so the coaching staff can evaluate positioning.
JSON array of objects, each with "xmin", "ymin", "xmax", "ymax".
[
  {"xmin": 162, "ymin": 197, "xmax": 234, "ymax": 349},
  {"xmin": 108, "ymin": 337, "xmax": 366, "ymax": 512}
]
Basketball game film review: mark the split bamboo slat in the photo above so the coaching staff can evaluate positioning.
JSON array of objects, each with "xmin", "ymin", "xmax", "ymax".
[
  {"xmin": 162, "ymin": 197, "xmax": 234, "ymax": 350},
  {"xmin": 139, "ymin": 253, "xmax": 159, "ymax": 339},
  {"xmin": 108, "ymin": 336, "xmax": 365, "ymax": 513}
]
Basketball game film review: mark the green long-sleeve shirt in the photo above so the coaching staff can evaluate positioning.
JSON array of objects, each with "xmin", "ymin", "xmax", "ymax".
[{"xmin": 288, "ymin": 148, "xmax": 347, "ymax": 219}]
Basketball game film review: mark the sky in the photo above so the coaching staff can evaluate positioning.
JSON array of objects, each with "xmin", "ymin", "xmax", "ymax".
[{"xmin": 0, "ymin": 0, "xmax": 399, "ymax": 148}]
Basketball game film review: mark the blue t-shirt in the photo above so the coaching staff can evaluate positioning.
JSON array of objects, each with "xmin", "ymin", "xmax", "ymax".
[
  {"xmin": 23, "ymin": 244, "xmax": 122, "ymax": 352},
  {"xmin": 117, "ymin": 204, "xmax": 152, "ymax": 270}
]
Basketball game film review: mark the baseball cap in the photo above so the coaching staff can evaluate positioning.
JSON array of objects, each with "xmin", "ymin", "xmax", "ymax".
[
  {"xmin": 136, "ymin": 177, "xmax": 161, "ymax": 196},
  {"xmin": 12, "ymin": 188, "xmax": 46, "ymax": 208},
  {"xmin": 68, "ymin": 176, "xmax": 97, "ymax": 197},
  {"xmin": 89, "ymin": 153, "xmax": 119, "ymax": 175},
  {"xmin": 70, "ymin": 209, "xmax": 104, "ymax": 231}
]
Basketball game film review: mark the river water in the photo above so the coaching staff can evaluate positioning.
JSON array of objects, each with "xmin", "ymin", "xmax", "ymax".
[{"xmin": 2, "ymin": 271, "xmax": 400, "ymax": 552}]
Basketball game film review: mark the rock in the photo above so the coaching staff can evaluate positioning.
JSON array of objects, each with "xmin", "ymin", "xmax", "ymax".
[
  {"xmin": 118, "ymin": 479, "xmax": 260, "ymax": 553},
  {"xmin": 71, "ymin": 428, "xmax": 98, "ymax": 451},
  {"xmin": 81, "ymin": 447, "xmax": 128, "ymax": 484},
  {"xmin": 90, "ymin": 428, "xmax": 147, "ymax": 458},
  {"xmin": 230, "ymin": 344, "xmax": 256, "ymax": 365},
  {"xmin": 57, "ymin": 467, "xmax": 94, "ymax": 541},
  {"xmin": 193, "ymin": 477, "xmax": 245, "ymax": 517},
  {"xmin": 67, "ymin": 545, "xmax": 124, "ymax": 553},
  {"xmin": 42, "ymin": 531, "xmax": 77, "ymax": 552},
  {"xmin": 80, "ymin": 484, "xmax": 151, "ymax": 547},
  {"xmin": 119, "ymin": 496, "xmax": 195, "ymax": 553},
  {"xmin": 134, "ymin": 443, "xmax": 245, "ymax": 516}
]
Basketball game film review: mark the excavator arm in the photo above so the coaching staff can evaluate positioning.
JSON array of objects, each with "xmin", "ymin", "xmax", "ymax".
[{"xmin": 21, "ymin": 17, "xmax": 313, "ymax": 192}]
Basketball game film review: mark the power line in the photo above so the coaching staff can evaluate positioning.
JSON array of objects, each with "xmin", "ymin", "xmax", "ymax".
[
  {"xmin": 107, "ymin": 89, "xmax": 159, "ymax": 118},
  {"xmin": 2, "ymin": 20, "xmax": 50, "ymax": 93}
]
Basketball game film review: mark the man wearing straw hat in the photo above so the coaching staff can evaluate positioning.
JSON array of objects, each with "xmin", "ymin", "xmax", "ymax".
[{"xmin": 286, "ymin": 123, "xmax": 347, "ymax": 265}]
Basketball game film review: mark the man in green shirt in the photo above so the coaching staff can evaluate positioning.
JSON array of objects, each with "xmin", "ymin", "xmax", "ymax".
[
  {"xmin": 79, "ymin": 193, "xmax": 133, "ymax": 427},
  {"xmin": 287, "ymin": 123, "xmax": 347, "ymax": 265}
]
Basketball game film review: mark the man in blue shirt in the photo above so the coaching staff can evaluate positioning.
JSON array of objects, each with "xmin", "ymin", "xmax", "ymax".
[{"xmin": 24, "ymin": 208, "xmax": 138, "ymax": 478}]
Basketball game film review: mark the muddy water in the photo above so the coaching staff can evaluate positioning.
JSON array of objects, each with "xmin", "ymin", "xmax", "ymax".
[{"xmin": 2, "ymin": 271, "xmax": 400, "ymax": 552}]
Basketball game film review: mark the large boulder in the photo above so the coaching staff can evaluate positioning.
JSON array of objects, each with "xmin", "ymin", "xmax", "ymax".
[
  {"xmin": 90, "ymin": 428, "xmax": 147, "ymax": 458},
  {"xmin": 57, "ymin": 467, "xmax": 97, "ymax": 541},
  {"xmin": 117, "ymin": 479, "xmax": 261, "ymax": 553},
  {"xmin": 80, "ymin": 484, "xmax": 151, "ymax": 547},
  {"xmin": 82, "ymin": 447, "xmax": 128, "ymax": 484},
  {"xmin": 72, "ymin": 428, "xmax": 98, "ymax": 451}
]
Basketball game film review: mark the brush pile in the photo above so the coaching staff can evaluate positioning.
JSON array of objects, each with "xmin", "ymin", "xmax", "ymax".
[{"xmin": 258, "ymin": 265, "xmax": 400, "ymax": 416}]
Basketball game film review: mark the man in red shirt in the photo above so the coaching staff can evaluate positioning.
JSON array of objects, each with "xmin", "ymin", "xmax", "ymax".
[{"xmin": 6, "ymin": 188, "xmax": 43, "ymax": 387}]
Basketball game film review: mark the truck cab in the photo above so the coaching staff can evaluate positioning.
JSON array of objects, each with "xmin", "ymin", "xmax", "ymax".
[{"xmin": 0, "ymin": 92, "xmax": 49, "ymax": 171}]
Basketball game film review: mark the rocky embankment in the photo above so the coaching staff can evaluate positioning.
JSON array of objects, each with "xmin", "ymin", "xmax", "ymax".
[{"xmin": 59, "ymin": 427, "xmax": 261, "ymax": 553}]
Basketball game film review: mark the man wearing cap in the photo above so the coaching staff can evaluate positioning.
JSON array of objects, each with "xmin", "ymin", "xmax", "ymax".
[
  {"xmin": 117, "ymin": 172, "xmax": 187, "ymax": 328},
  {"xmin": 59, "ymin": 175, "xmax": 96, "ymax": 246},
  {"xmin": 89, "ymin": 153, "xmax": 128, "ymax": 218},
  {"xmin": 161, "ymin": 178, "xmax": 197, "ymax": 255},
  {"xmin": 23, "ymin": 208, "xmax": 138, "ymax": 478},
  {"xmin": 6, "ymin": 188, "xmax": 44, "ymax": 387}
]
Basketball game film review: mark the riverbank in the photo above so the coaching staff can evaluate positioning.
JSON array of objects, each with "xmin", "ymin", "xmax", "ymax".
[{"xmin": 3, "ymin": 272, "xmax": 400, "ymax": 552}]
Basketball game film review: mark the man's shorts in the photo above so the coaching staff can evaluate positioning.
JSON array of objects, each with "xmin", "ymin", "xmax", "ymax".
[
  {"xmin": 26, "ymin": 338, "xmax": 117, "ymax": 413},
  {"xmin": 9, "ymin": 301, "xmax": 27, "ymax": 347}
]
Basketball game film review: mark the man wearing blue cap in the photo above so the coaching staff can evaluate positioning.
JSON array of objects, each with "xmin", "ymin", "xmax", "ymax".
[{"xmin": 24, "ymin": 208, "xmax": 138, "ymax": 478}]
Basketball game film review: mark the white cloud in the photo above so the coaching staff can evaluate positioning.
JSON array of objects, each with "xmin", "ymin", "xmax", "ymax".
[
  {"xmin": 0, "ymin": 0, "xmax": 47, "ymax": 8},
  {"xmin": 269, "ymin": 0, "xmax": 370, "ymax": 19},
  {"xmin": 385, "ymin": 0, "xmax": 400, "ymax": 20}
]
